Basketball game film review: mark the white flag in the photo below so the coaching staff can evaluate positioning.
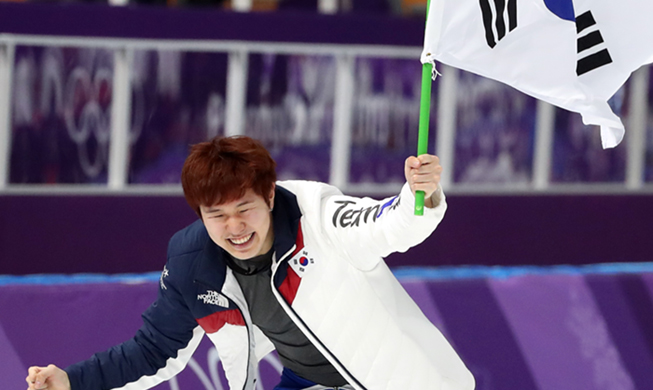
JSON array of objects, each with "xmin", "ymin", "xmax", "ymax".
[{"xmin": 421, "ymin": 0, "xmax": 653, "ymax": 148}]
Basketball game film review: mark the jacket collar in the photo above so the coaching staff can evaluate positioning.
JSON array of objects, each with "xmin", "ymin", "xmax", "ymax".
[
  {"xmin": 271, "ymin": 184, "xmax": 302, "ymax": 261},
  {"xmin": 192, "ymin": 184, "xmax": 302, "ymax": 290}
]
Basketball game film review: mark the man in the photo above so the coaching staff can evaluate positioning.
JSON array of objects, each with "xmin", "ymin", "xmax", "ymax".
[{"xmin": 26, "ymin": 136, "xmax": 474, "ymax": 390}]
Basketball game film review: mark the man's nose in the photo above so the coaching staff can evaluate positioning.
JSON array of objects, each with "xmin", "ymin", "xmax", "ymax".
[{"xmin": 226, "ymin": 216, "xmax": 245, "ymax": 233}]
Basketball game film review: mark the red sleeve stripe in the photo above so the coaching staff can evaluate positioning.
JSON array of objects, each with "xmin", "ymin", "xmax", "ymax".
[{"xmin": 196, "ymin": 309, "xmax": 245, "ymax": 333}]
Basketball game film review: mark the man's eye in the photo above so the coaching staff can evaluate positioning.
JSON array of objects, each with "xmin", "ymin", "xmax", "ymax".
[
  {"xmin": 212, "ymin": 215, "xmax": 224, "ymax": 219},
  {"xmin": 239, "ymin": 209, "xmax": 250, "ymax": 214}
]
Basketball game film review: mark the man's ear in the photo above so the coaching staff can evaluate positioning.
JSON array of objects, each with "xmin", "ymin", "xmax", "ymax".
[{"xmin": 269, "ymin": 184, "xmax": 276, "ymax": 211}]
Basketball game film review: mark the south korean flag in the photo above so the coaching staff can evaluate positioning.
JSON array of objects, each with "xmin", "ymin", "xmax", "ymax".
[
  {"xmin": 289, "ymin": 250, "xmax": 314, "ymax": 277},
  {"xmin": 422, "ymin": 0, "xmax": 653, "ymax": 148}
]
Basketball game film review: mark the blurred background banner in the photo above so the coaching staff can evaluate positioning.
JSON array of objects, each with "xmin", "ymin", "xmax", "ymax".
[
  {"xmin": 350, "ymin": 57, "xmax": 437, "ymax": 185},
  {"xmin": 11, "ymin": 45, "xmax": 115, "ymax": 184},
  {"xmin": 453, "ymin": 73, "xmax": 537, "ymax": 185},
  {"xmin": 7, "ymin": 48, "xmax": 438, "ymax": 185},
  {"xmin": 245, "ymin": 53, "xmax": 335, "ymax": 183}
]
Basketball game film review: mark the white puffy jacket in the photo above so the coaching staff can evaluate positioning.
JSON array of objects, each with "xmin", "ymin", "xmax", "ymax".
[{"xmin": 65, "ymin": 180, "xmax": 475, "ymax": 390}]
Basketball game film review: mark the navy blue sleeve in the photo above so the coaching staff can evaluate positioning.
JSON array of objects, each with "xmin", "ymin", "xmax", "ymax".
[{"xmin": 64, "ymin": 262, "xmax": 201, "ymax": 390}]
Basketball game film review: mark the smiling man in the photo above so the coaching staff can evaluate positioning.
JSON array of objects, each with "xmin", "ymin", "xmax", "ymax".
[
  {"xmin": 27, "ymin": 136, "xmax": 474, "ymax": 390},
  {"xmin": 201, "ymin": 189, "xmax": 276, "ymax": 259}
]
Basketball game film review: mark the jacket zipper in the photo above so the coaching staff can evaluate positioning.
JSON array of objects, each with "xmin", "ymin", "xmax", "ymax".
[{"xmin": 270, "ymin": 246, "xmax": 367, "ymax": 390}]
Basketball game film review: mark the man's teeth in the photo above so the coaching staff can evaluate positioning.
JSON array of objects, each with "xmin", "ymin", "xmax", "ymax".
[{"xmin": 230, "ymin": 234, "xmax": 253, "ymax": 245}]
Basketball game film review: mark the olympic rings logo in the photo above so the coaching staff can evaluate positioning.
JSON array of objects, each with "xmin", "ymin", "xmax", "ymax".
[{"xmin": 63, "ymin": 66, "xmax": 113, "ymax": 179}]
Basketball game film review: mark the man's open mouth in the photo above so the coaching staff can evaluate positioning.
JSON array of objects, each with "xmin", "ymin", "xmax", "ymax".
[{"xmin": 229, "ymin": 233, "xmax": 254, "ymax": 246}]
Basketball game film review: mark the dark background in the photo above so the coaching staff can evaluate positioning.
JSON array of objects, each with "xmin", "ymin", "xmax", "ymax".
[{"xmin": 2, "ymin": 193, "xmax": 651, "ymax": 275}]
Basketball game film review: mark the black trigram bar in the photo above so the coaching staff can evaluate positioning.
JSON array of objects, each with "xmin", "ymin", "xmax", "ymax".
[
  {"xmin": 575, "ymin": 10, "xmax": 612, "ymax": 75},
  {"xmin": 576, "ymin": 11, "xmax": 596, "ymax": 33},
  {"xmin": 480, "ymin": 0, "xmax": 496, "ymax": 48},
  {"xmin": 577, "ymin": 49, "xmax": 613, "ymax": 75},
  {"xmin": 577, "ymin": 30, "xmax": 604, "ymax": 53},
  {"xmin": 508, "ymin": 0, "xmax": 517, "ymax": 31},
  {"xmin": 495, "ymin": 0, "xmax": 507, "ymax": 40},
  {"xmin": 479, "ymin": 0, "xmax": 518, "ymax": 48}
]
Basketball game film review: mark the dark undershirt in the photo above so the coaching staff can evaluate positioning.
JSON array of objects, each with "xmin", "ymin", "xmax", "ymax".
[{"xmin": 225, "ymin": 249, "xmax": 346, "ymax": 387}]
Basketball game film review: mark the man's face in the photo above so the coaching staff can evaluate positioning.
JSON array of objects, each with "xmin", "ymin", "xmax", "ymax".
[{"xmin": 200, "ymin": 187, "xmax": 275, "ymax": 260}]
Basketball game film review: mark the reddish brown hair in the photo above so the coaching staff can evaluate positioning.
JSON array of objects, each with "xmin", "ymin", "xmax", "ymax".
[{"xmin": 181, "ymin": 136, "xmax": 277, "ymax": 217}]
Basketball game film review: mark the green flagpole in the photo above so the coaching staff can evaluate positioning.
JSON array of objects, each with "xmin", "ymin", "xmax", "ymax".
[{"xmin": 415, "ymin": 0, "xmax": 432, "ymax": 216}]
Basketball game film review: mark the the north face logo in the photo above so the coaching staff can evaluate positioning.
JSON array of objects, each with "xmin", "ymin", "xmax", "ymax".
[{"xmin": 197, "ymin": 290, "xmax": 229, "ymax": 308}]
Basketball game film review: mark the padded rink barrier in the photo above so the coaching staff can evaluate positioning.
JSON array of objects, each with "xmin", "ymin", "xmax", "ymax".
[{"xmin": 2, "ymin": 263, "xmax": 653, "ymax": 390}]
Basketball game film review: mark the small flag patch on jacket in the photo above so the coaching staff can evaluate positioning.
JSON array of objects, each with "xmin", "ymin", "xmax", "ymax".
[{"xmin": 291, "ymin": 250, "xmax": 314, "ymax": 274}]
